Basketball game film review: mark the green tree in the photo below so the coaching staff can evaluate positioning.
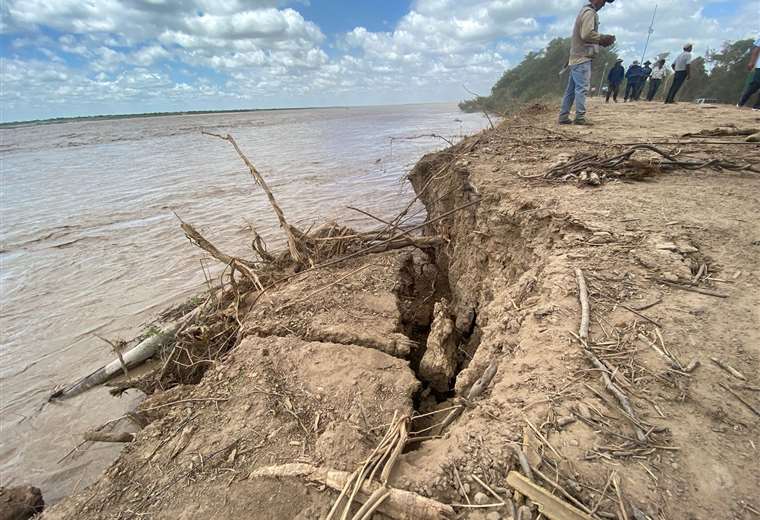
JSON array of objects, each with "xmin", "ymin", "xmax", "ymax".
[
  {"xmin": 705, "ymin": 39, "xmax": 755, "ymax": 103},
  {"xmin": 459, "ymin": 37, "xmax": 619, "ymax": 113}
]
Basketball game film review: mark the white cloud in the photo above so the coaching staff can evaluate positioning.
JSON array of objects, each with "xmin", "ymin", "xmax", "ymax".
[{"xmin": 1, "ymin": 0, "xmax": 757, "ymax": 121}]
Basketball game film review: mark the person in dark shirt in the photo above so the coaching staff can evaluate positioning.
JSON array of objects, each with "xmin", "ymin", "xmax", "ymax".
[
  {"xmin": 634, "ymin": 60, "xmax": 652, "ymax": 100},
  {"xmin": 624, "ymin": 61, "xmax": 643, "ymax": 102},
  {"xmin": 606, "ymin": 58, "xmax": 624, "ymax": 102}
]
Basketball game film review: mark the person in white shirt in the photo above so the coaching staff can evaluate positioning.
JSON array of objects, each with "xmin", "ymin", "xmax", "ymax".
[
  {"xmin": 646, "ymin": 59, "xmax": 667, "ymax": 101},
  {"xmin": 737, "ymin": 37, "xmax": 760, "ymax": 110},
  {"xmin": 664, "ymin": 43, "xmax": 693, "ymax": 104}
]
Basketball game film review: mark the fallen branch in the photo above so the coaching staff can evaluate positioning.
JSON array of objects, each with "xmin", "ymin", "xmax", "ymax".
[
  {"xmin": 202, "ymin": 131, "xmax": 311, "ymax": 264},
  {"xmin": 180, "ymin": 220, "xmax": 264, "ymax": 291},
  {"xmin": 682, "ymin": 127, "xmax": 759, "ymax": 138},
  {"xmin": 251, "ymin": 463, "xmax": 454, "ymax": 520},
  {"xmin": 50, "ymin": 304, "xmax": 205, "ymax": 400},
  {"xmin": 439, "ymin": 359, "xmax": 498, "ymax": 432},
  {"xmin": 575, "ymin": 268, "xmax": 590, "ymax": 341},
  {"xmin": 657, "ymin": 279, "xmax": 729, "ymax": 298},
  {"xmin": 719, "ymin": 383, "xmax": 760, "ymax": 417},
  {"xmin": 710, "ymin": 357, "xmax": 747, "ymax": 381}
]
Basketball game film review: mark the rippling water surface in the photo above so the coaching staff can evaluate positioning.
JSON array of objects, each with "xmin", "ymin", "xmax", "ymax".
[{"xmin": 0, "ymin": 104, "xmax": 488, "ymax": 501}]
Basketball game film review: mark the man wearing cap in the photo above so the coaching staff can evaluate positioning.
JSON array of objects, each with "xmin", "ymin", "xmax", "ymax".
[
  {"xmin": 737, "ymin": 36, "xmax": 760, "ymax": 110},
  {"xmin": 634, "ymin": 60, "xmax": 652, "ymax": 100},
  {"xmin": 558, "ymin": 0, "xmax": 616, "ymax": 125},
  {"xmin": 624, "ymin": 61, "xmax": 643, "ymax": 102},
  {"xmin": 646, "ymin": 59, "xmax": 667, "ymax": 101},
  {"xmin": 664, "ymin": 43, "xmax": 693, "ymax": 104},
  {"xmin": 606, "ymin": 58, "xmax": 625, "ymax": 102}
]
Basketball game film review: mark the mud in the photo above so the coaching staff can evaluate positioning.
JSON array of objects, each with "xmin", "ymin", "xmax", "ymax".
[{"xmin": 44, "ymin": 100, "xmax": 759, "ymax": 520}]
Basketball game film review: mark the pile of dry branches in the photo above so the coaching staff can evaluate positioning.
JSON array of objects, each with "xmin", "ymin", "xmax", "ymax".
[{"xmin": 543, "ymin": 144, "xmax": 759, "ymax": 186}]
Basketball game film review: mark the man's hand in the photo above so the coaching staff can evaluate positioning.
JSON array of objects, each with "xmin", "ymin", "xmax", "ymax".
[
  {"xmin": 599, "ymin": 34, "xmax": 616, "ymax": 47},
  {"xmin": 749, "ymin": 62, "xmax": 756, "ymax": 72}
]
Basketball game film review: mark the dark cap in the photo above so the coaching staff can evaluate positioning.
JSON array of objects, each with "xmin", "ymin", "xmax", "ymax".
[{"xmin": 644, "ymin": 60, "xmax": 651, "ymax": 65}]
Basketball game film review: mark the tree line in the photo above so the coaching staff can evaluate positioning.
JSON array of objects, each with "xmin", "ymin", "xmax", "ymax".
[{"xmin": 460, "ymin": 37, "xmax": 755, "ymax": 113}]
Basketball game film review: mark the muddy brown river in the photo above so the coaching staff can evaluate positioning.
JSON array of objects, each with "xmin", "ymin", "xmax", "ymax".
[{"xmin": 0, "ymin": 104, "xmax": 488, "ymax": 502}]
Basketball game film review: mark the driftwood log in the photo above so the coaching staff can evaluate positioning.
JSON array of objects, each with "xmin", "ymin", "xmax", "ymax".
[
  {"xmin": 250, "ymin": 463, "xmax": 454, "ymax": 520},
  {"xmin": 83, "ymin": 431, "xmax": 135, "ymax": 443},
  {"xmin": 50, "ymin": 304, "xmax": 203, "ymax": 401}
]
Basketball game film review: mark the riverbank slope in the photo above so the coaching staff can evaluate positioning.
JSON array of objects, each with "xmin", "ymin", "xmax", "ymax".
[{"xmin": 45, "ymin": 100, "xmax": 760, "ymax": 520}]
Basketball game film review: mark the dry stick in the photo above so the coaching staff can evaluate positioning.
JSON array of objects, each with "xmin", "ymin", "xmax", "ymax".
[
  {"xmin": 582, "ymin": 349, "xmax": 648, "ymax": 442},
  {"xmin": 202, "ymin": 131, "xmax": 307, "ymax": 263},
  {"xmin": 453, "ymin": 467, "xmax": 471, "ymax": 505},
  {"xmin": 390, "ymin": 134, "xmax": 454, "ymax": 146},
  {"xmin": 612, "ymin": 473, "xmax": 629, "ymax": 520},
  {"xmin": 472, "ymin": 474, "xmax": 508, "ymax": 504},
  {"xmin": 439, "ymin": 359, "xmax": 499, "ymax": 432},
  {"xmin": 462, "ymin": 84, "xmax": 496, "ymax": 130},
  {"xmin": 618, "ymin": 304, "xmax": 661, "ymax": 328},
  {"xmin": 573, "ymin": 331, "xmax": 648, "ymax": 442},
  {"xmin": 719, "ymin": 383, "xmax": 760, "ymax": 417},
  {"xmin": 616, "ymin": 140, "xmax": 760, "ymax": 146},
  {"xmin": 529, "ymin": 466, "xmax": 595, "ymax": 516},
  {"xmin": 140, "ymin": 397, "xmax": 229, "ymax": 413},
  {"xmin": 250, "ymin": 199, "xmax": 481, "ymax": 307},
  {"xmin": 180, "ymin": 221, "xmax": 264, "ymax": 290},
  {"xmin": 657, "ymin": 279, "xmax": 729, "ymax": 298},
  {"xmin": 346, "ymin": 206, "xmax": 419, "ymax": 245},
  {"xmin": 524, "ymin": 417, "xmax": 563, "ymax": 460},
  {"xmin": 575, "ymin": 268, "xmax": 590, "ymax": 341},
  {"xmin": 710, "ymin": 357, "xmax": 747, "ymax": 381},
  {"xmin": 514, "ymin": 447, "xmax": 535, "ymax": 481}
]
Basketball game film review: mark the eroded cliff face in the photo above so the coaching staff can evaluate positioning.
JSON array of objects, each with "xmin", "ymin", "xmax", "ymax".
[{"xmin": 45, "ymin": 101, "xmax": 760, "ymax": 520}]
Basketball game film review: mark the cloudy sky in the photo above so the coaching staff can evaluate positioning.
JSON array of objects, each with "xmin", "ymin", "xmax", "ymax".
[{"xmin": 1, "ymin": 0, "xmax": 757, "ymax": 121}]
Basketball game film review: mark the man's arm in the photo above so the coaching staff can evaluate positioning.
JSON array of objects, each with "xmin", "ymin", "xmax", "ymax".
[{"xmin": 748, "ymin": 46, "xmax": 760, "ymax": 71}]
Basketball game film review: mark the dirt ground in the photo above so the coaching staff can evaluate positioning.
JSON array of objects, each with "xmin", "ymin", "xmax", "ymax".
[{"xmin": 43, "ymin": 99, "xmax": 759, "ymax": 520}]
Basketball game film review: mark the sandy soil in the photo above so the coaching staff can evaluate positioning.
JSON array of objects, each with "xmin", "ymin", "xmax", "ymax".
[{"xmin": 43, "ymin": 100, "xmax": 759, "ymax": 520}]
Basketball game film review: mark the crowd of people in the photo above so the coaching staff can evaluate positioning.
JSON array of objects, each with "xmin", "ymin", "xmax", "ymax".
[
  {"xmin": 604, "ymin": 44, "xmax": 695, "ymax": 105},
  {"xmin": 559, "ymin": 0, "xmax": 760, "ymax": 125}
]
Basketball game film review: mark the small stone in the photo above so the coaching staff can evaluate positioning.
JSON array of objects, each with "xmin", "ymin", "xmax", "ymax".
[
  {"xmin": 486, "ymin": 512, "xmax": 502, "ymax": 520},
  {"xmin": 474, "ymin": 492, "xmax": 490, "ymax": 505}
]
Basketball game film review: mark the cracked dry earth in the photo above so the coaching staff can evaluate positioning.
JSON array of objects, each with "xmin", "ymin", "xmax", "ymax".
[{"xmin": 45, "ymin": 100, "xmax": 759, "ymax": 520}]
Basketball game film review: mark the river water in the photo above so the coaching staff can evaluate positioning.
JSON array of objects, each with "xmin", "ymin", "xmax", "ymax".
[{"xmin": 0, "ymin": 104, "xmax": 488, "ymax": 502}]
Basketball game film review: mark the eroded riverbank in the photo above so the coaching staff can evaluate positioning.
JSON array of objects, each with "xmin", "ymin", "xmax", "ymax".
[{"xmin": 44, "ymin": 100, "xmax": 760, "ymax": 519}]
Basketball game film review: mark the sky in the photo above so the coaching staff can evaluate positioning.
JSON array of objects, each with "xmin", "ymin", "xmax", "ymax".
[{"xmin": 1, "ymin": 0, "xmax": 757, "ymax": 122}]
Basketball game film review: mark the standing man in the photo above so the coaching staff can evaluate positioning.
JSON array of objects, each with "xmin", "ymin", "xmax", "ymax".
[
  {"xmin": 606, "ymin": 58, "xmax": 625, "ymax": 102},
  {"xmin": 634, "ymin": 60, "xmax": 652, "ymax": 100},
  {"xmin": 624, "ymin": 61, "xmax": 643, "ymax": 101},
  {"xmin": 737, "ymin": 36, "xmax": 760, "ymax": 110},
  {"xmin": 646, "ymin": 58, "xmax": 667, "ymax": 100},
  {"xmin": 664, "ymin": 43, "xmax": 693, "ymax": 104},
  {"xmin": 558, "ymin": 0, "xmax": 616, "ymax": 125}
]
